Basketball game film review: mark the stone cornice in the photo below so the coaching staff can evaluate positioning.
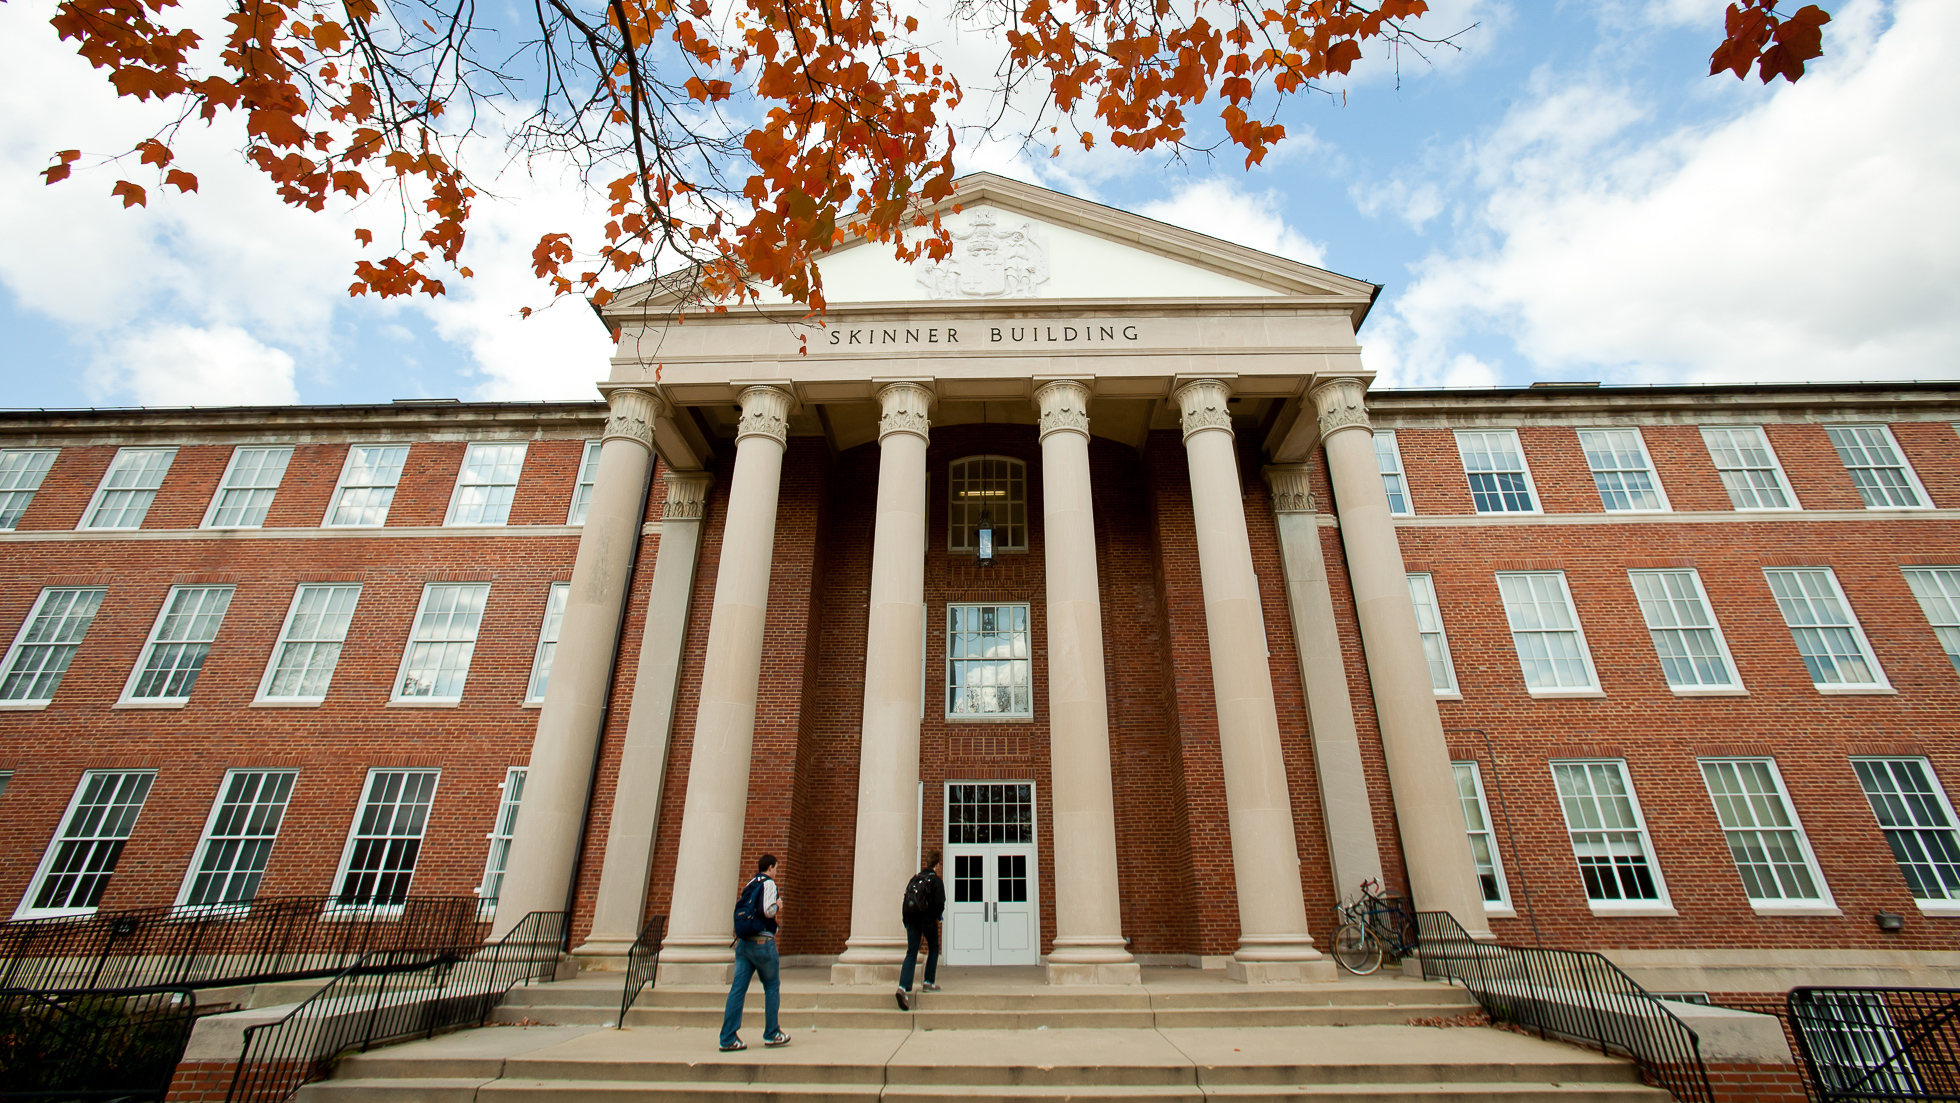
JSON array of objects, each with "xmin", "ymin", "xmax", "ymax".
[
  {"xmin": 1367, "ymin": 383, "xmax": 1960, "ymax": 426},
  {"xmin": 0, "ymin": 401, "xmax": 604, "ymax": 447}
]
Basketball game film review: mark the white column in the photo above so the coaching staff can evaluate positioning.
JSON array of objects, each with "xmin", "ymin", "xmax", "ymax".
[
  {"xmin": 655, "ymin": 385, "xmax": 797, "ymax": 985},
  {"xmin": 831, "ymin": 382, "xmax": 933, "ymax": 985},
  {"xmin": 491, "ymin": 387, "xmax": 657, "ymax": 939},
  {"xmin": 1310, "ymin": 377, "xmax": 1492, "ymax": 939},
  {"xmin": 1173, "ymin": 378, "xmax": 1332, "ymax": 984},
  {"xmin": 1034, "ymin": 380, "xmax": 1140, "ymax": 986},
  {"xmin": 574, "ymin": 469, "xmax": 715, "ymax": 963},
  {"xmin": 1262, "ymin": 463, "xmax": 1385, "ymax": 900}
]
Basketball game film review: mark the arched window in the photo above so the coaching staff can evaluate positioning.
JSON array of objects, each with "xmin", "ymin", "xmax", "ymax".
[{"xmin": 948, "ymin": 456, "xmax": 1028, "ymax": 552}]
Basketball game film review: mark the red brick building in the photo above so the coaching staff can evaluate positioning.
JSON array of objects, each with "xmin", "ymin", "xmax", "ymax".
[{"xmin": 2, "ymin": 175, "xmax": 1954, "ymax": 1005}]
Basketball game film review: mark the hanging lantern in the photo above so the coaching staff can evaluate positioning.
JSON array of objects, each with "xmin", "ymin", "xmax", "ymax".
[{"xmin": 976, "ymin": 508, "xmax": 995, "ymax": 567}]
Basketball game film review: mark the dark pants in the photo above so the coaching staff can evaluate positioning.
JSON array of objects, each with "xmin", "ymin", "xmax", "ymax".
[
  {"xmin": 720, "ymin": 936, "xmax": 780, "ymax": 1045},
  {"xmin": 898, "ymin": 921, "xmax": 938, "ymax": 991}
]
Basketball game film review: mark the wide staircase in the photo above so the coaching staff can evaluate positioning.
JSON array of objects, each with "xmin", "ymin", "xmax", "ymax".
[{"xmin": 296, "ymin": 966, "xmax": 1670, "ymax": 1102}]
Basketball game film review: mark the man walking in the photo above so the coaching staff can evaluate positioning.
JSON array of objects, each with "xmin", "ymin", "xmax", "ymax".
[
  {"xmin": 896, "ymin": 849, "xmax": 946, "ymax": 1011},
  {"xmin": 721, "ymin": 854, "xmax": 790, "ymax": 1051}
]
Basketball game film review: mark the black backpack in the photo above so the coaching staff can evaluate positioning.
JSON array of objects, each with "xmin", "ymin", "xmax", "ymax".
[
  {"xmin": 733, "ymin": 876, "xmax": 770, "ymax": 937},
  {"xmin": 901, "ymin": 871, "xmax": 935, "ymax": 925}
]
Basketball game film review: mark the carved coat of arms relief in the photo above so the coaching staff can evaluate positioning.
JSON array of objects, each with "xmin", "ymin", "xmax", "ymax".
[{"xmin": 916, "ymin": 208, "xmax": 1050, "ymax": 299}]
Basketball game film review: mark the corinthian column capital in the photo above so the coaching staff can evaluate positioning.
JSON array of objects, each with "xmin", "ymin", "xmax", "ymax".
[
  {"xmin": 876, "ymin": 381, "xmax": 935, "ymax": 443},
  {"xmin": 1033, "ymin": 380, "xmax": 1091, "ymax": 442},
  {"xmin": 1174, "ymin": 378, "xmax": 1233, "ymax": 440},
  {"xmin": 1262, "ymin": 464, "xmax": 1315, "ymax": 514},
  {"xmin": 1309, "ymin": 377, "xmax": 1372, "ymax": 441},
  {"xmin": 602, "ymin": 387, "xmax": 664, "ymax": 449},
  {"xmin": 735, "ymin": 385, "xmax": 795, "ymax": 447},
  {"xmin": 662, "ymin": 470, "xmax": 715, "ymax": 521}
]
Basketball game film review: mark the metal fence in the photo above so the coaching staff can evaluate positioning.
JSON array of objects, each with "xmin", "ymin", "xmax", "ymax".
[
  {"xmin": 617, "ymin": 915, "xmax": 666, "ymax": 1027},
  {"xmin": 1788, "ymin": 987, "xmax": 1960, "ymax": 1101},
  {"xmin": 224, "ymin": 910, "xmax": 567, "ymax": 1103},
  {"xmin": 0, "ymin": 895, "xmax": 485, "ymax": 993},
  {"xmin": 1415, "ymin": 911, "xmax": 1712, "ymax": 1103},
  {"xmin": 0, "ymin": 987, "xmax": 198, "ymax": 1103}
]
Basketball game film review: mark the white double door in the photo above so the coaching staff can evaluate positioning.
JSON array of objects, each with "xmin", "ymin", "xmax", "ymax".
[{"xmin": 941, "ymin": 781, "xmax": 1040, "ymax": 967}]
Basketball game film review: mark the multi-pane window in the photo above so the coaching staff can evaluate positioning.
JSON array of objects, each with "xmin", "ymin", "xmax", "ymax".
[
  {"xmin": 526, "ymin": 583, "xmax": 570, "ymax": 703},
  {"xmin": 1577, "ymin": 429, "xmax": 1667, "ymax": 512},
  {"xmin": 1701, "ymin": 426, "xmax": 1796, "ymax": 510},
  {"xmin": 81, "ymin": 448, "xmax": 176, "ymax": 530},
  {"xmin": 0, "ymin": 450, "xmax": 57, "ymax": 529},
  {"xmin": 1496, "ymin": 572, "xmax": 1599, "ymax": 691},
  {"xmin": 202, "ymin": 446, "xmax": 293, "ymax": 528},
  {"xmin": 19, "ymin": 771, "xmax": 155, "ymax": 917},
  {"xmin": 394, "ymin": 583, "xmax": 489, "ymax": 702},
  {"xmin": 446, "ymin": 443, "xmax": 527, "ymax": 526},
  {"xmin": 948, "ymin": 456, "xmax": 1028, "ymax": 553},
  {"xmin": 334, "ymin": 770, "xmax": 439, "ymax": 908},
  {"xmin": 946, "ymin": 604, "xmax": 1032, "ymax": 718},
  {"xmin": 1764, "ymin": 568, "xmax": 1887, "ymax": 689},
  {"xmin": 1455, "ymin": 430, "xmax": 1537, "ymax": 513},
  {"xmin": 179, "ymin": 770, "xmax": 297, "ymax": 907},
  {"xmin": 325, "ymin": 445, "xmax": 410, "ymax": 527},
  {"xmin": 259, "ymin": 585, "xmax": 361, "ymax": 702},
  {"xmin": 1452, "ymin": 762, "xmax": 1510, "ymax": 907},
  {"xmin": 946, "ymin": 782, "xmax": 1035, "ymax": 844},
  {"xmin": 1551, "ymin": 761, "xmax": 1666, "ymax": 905},
  {"xmin": 1852, "ymin": 758, "xmax": 1960, "ymax": 905},
  {"xmin": 477, "ymin": 767, "xmax": 527, "ymax": 910},
  {"xmin": 1374, "ymin": 431, "xmax": 1411, "ymax": 515},
  {"xmin": 1407, "ymin": 573, "xmax": 1458, "ymax": 693},
  {"xmin": 1902, "ymin": 568, "xmax": 1960, "ymax": 674},
  {"xmin": 1827, "ymin": 426, "xmax": 1927, "ymax": 509},
  {"xmin": 124, "ymin": 586, "xmax": 234, "ymax": 702},
  {"xmin": 1628, "ymin": 570, "xmax": 1740, "ymax": 690},
  {"xmin": 567, "ymin": 441, "xmax": 602, "ymax": 525},
  {"xmin": 0, "ymin": 588, "xmax": 106, "ymax": 705},
  {"xmin": 1699, "ymin": 759, "xmax": 1830, "ymax": 905}
]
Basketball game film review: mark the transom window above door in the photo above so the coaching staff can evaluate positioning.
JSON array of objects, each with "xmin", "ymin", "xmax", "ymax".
[
  {"xmin": 946, "ymin": 603, "xmax": 1032, "ymax": 719},
  {"xmin": 948, "ymin": 456, "xmax": 1028, "ymax": 552}
]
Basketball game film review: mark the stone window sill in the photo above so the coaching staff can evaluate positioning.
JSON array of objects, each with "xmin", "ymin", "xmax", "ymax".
[
  {"xmin": 113, "ymin": 700, "xmax": 187, "ymax": 709},
  {"xmin": 388, "ymin": 699, "xmax": 462, "ymax": 708},
  {"xmin": 1670, "ymin": 686, "xmax": 1749, "ymax": 697},
  {"xmin": 1433, "ymin": 691, "xmax": 1464, "ymax": 702},
  {"xmin": 251, "ymin": 700, "xmax": 324, "ymax": 708},
  {"xmin": 1587, "ymin": 904, "xmax": 1679, "ymax": 918},
  {"xmin": 1816, "ymin": 684, "xmax": 1897, "ymax": 695},
  {"xmin": 1527, "ymin": 688, "xmax": 1607, "ymax": 700},
  {"xmin": 1482, "ymin": 906, "xmax": 1517, "ymax": 919},
  {"xmin": 0, "ymin": 702, "xmax": 50, "ymax": 711},
  {"xmin": 1914, "ymin": 900, "xmax": 1960, "ymax": 917},
  {"xmin": 1749, "ymin": 903, "xmax": 1841, "ymax": 917},
  {"xmin": 945, "ymin": 714, "xmax": 1036, "ymax": 725}
]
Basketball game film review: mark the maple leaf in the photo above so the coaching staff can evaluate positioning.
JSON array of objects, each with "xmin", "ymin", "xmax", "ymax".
[
  {"xmin": 111, "ymin": 179, "xmax": 146, "ymax": 207},
  {"xmin": 165, "ymin": 168, "xmax": 199, "ymax": 193}
]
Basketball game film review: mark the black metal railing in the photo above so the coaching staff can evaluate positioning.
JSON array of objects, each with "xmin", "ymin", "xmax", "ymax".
[
  {"xmin": 1788, "ymin": 987, "xmax": 1960, "ymax": 1101},
  {"xmin": 617, "ymin": 915, "xmax": 666, "ymax": 1027},
  {"xmin": 1416, "ymin": 911, "xmax": 1712, "ymax": 1103},
  {"xmin": 224, "ymin": 910, "xmax": 566, "ymax": 1103},
  {"xmin": 0, "ymin": 895, "xmax": 485, "ymax": 993},
  {"xmin": 0, "ymin": 987, "xmax": 198, "ymax": 1103}
]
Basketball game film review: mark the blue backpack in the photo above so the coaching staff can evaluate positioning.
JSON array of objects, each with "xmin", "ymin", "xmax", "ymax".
[{"xmin": 733, "ymin": 876, "xmax": 770, "ymax": 937}]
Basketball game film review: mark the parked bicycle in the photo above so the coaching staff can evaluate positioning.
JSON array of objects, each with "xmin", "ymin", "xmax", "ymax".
[{"xmin": 1330, "ymin": 878, "xmax": 1418, "ymax": 975}]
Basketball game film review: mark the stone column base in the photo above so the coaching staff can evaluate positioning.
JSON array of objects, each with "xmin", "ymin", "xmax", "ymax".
[
  {"xmin": 657, "ymin": 960, "xmax": 735, "ymax": 986},
  {"xmin": 1046, "ymin": 961, "xmax": 1144, "ymax": 986},
  {"xmin": 830, "ymin": 962, "xmax": 903, "ymax": 986},
  {"xmin": 1225, "ymin": 958, "xmax": 1338, "ymax": 984},
  {"xmin": 570, "ymin": 936, "xmax": 638, "ymax": 971}
]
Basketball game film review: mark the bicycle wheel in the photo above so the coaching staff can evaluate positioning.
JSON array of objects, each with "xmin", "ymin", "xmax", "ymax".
[{"xmin": 1331, "ymin": 922, "xmax": 1382, "ymax": 975}]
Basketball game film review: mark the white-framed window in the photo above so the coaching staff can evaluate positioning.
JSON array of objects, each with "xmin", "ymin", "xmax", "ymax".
[
  {"xmin": 526, "ymin": 583, "xmax": 570, "ymax": 703},
  {"xmin": 0, "ymin": 449, "xmax": 58, "ymax": 529},
  {"xmin": 16, "ymin": 770, "xmax": 155, "ymax": 918},
  {"xmin": 1764, "ymin": 568, "xmax": 1888, "ymax": 690},
  {"xmin": 1701, "ymin": 426, "xmax": 1797, "ymax": 510},
  {"xmin": 946, "ymin": 603, "xmax": 1032, "ymax": 719},
  {"xmin": 948, "ymin": 456, "xmax": 1028, "ymax": 553},
  {"xmin": 0, "ymin": 771, "xmax": 11, "ymax": 802},
  {"xmin": 324, "ymin": 445, "xmax": 411, "ymax": 527},
  {"xmin": 1374, "ymin": 431, "xmax": 1412, "ymax": 515},
  {"xmin": 80, "ymin": 447, "xmax": 176, "ymax": 530},
  {"xmin": 177, "ymin": 770, "xmax": 297, "ymax": 907},
  {"xmin": 1452, "ymin": 762, "xmax": 1510, "ymax": 908},
  {"xmin": 1407, "ymin": 573, "xmax": 1458, "ymax": 694},
  {"xmin": 1902, "ymin": 568, "xmax": 1960, "ymax": 675},
  {"xmin": 1699, "ymin": 758, "xmax": 1832, "ymax": 907},
  {"xmin": 332, "ymin": 769, "xmax": 440, "ymax": 909},
  {"xmin": 445, "ymin": 442, "xmax": 527, "ymax": 526},
  {"xmin": 567, "ymin": 441, "xmax": 602, "ymax": 525},
  {"xmin": 1852, "ymin": 758, "xmax": 1960, "ymax": 907},
  {"xmin": 257, "ymin": 584, "xmax": 361, "ymax": 703},
  {"xmin": 1827, "ymin": 426, "xmax": 1929, "ymax": 509},
  {"xmin": 122, "ymin": 586, "xmax": 235, "ymax": 703},
  {"xmin": 393, "ymin": 583, "xmax": 489, "ymax": 702},
  {"xmin": 1577, "ymin": 429, "xmax": 1668, "ymax": 512},
  {"xmin": 1550, "ymin": 760, "xmax": 1668, "ymax": 908},
  {"xmin": 1496, "ymin": 572, "xmax": 1601, "ymax": 693},
  {"xmin": 1455, "ymin": 430, "xmax": 1538, "ymax": 514},
  {"xmin": 476, "ymin": 767, "xmax": 527, "ymax": 911},
  {"xmin": 202, "ymin": 446, "xmax": 293, "ymax": 529},
  {"xmin": 1628, "ymin": 570, "xmax": 1742, "ymax": 691},
  {"xmin": 0, "ymin": 587, "xmax": 106, "ymax": 705}
]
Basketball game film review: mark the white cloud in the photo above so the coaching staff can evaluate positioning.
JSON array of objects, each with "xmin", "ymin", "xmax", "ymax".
[
  {"xmin": 1367, "ymin": 0, "xmax": 1959, "ymax": 387},
  {"xmin": 88, "ymin": 324, "xmax": 298, "ymax": 406},
  {"xmin": 1137, "ymin": 179, "xmax": 1328, "ymax": 267}
]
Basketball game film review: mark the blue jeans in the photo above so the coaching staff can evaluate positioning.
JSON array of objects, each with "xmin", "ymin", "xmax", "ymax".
[
  {"xmin": 720, "ymin": 936, "xmax": 780, "ymax": 1046},
  {"xmin": 898, "ymin": 922, "xmax": 938, "ymax": 992}
]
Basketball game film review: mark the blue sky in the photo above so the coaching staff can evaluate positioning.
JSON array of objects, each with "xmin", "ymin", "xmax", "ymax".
[{"xmin": 0, "ymin": 0, "xmax": 1951, "ymax": 409}]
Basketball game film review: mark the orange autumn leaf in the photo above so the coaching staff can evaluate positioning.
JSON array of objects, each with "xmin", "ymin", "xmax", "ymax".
[{"xmin": 111, "ymin": 179, "xmax": 146, "ymax": 207}]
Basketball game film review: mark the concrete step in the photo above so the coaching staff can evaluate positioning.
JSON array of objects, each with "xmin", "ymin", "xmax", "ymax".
[
  {"xmin": 495, "ymin": 1002, "xmax": 1480, "ymax": 1031},
  {"xmin": 322, "ymin": 1080, "xmax": 1669, "ymax": 1103}
]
